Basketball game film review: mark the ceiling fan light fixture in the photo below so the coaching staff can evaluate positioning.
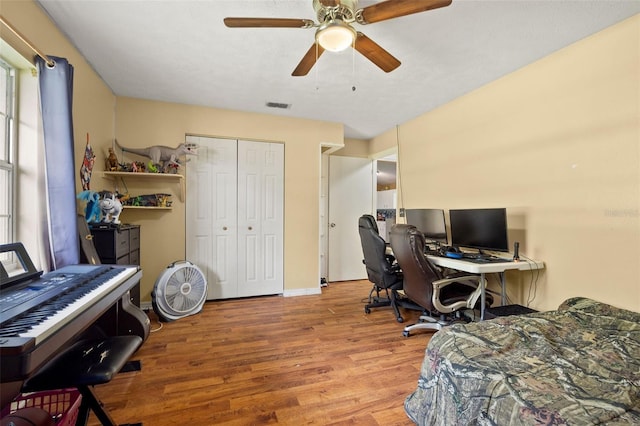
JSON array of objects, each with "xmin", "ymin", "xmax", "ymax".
[{"xmin": 316, "ymin": 20, "xmax": 356, "ymax": 52}]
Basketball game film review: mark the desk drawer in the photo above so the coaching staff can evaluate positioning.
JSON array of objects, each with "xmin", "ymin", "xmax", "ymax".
[
  {"xmin": 129, "ymin": 249, "xmax": 140, "ymax": 265},
  {"xmin": 129, "ymin": 227, "xmax": 140, "ymax": 251},
  {"xmin": 92, "ymin": 228, "xmax": 128, "ymax": 259},
  {"xmin": 89, "ymin": 225, "xmax": 141, "ymax": 275},
  {"xmin": 115, "ymin": 229, "xmax": 130, "ymax": 258}
]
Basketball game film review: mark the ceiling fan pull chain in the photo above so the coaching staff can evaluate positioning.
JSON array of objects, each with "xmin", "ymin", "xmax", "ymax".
[{"xmin": 351, "ymin": 39, "xmax": 356, "ymax": 92}]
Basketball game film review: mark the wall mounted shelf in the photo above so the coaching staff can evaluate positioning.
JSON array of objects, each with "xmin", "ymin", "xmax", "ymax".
[
  {"xmin": 102, "ymin": 171, "xmax": 184, "ymax": 201},
  {"xmin": 122, "ymin": 206, "xmax": 172, "ymax": 210}
]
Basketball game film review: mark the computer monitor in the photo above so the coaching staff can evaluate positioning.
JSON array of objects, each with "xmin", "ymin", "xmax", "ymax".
[
  {"xmin": 449, "ymin": 208, "xmax": 509, "ymax": 252},
  {"xmin": 405, "ymin": 209, "xmax": 447, "ymax": 244}
]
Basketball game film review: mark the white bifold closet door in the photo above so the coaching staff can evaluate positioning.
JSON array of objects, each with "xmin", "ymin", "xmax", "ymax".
[{"xmin": 186, "ymin": 136, "xmax": 284, "ymax": 300}]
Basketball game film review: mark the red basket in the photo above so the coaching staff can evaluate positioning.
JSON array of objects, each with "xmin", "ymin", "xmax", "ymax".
[{"xmin": 1, "ymin": 388, "xmax": 82, "ymax": 426}]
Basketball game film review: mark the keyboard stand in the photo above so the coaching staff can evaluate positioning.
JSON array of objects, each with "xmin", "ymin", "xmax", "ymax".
[{"xmin": 22, "ymin": 336, "xmax": 143, "ymax": 426}]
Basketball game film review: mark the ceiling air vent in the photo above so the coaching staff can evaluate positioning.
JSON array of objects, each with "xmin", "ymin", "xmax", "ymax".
[{"xmin": 266, "ymin": 101, "xmax": 291, "ymax": 110}]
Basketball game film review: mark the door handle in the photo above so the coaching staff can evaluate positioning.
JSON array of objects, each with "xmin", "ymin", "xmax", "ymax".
[
  {"xmin": 330, "ymin": 223, "xmax": 336, "ymax": 228},
  {"xmin": 223, "ymin": 226, "xmax": 228, "ymax": 231},
  {"xmin": 248, "ymin": 226, "xmax": 253, "ymax": 230}
]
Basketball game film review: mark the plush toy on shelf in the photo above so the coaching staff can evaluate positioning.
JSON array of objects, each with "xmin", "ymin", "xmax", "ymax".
[
  {"xmin": 98, "ymin": 191, "xmax": 123, "ymax": 224},
  {"xmin": 77, "ymin": 190, "xmax": 102, "ymax": 223}
]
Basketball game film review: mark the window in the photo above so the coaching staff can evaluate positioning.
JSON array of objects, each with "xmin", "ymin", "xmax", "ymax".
[{"xmin": 0, "ymin": 58, "xmax": 16, "ymax": 247}]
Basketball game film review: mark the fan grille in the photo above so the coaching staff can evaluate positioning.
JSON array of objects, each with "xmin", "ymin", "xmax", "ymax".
[{"xmin": 152, "ymin": 262, "xmax": 207, "ymax": 321}]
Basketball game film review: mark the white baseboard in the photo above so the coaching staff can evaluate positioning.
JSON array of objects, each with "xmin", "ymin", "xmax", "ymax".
[
  {"xmin": 141, "ymin": 287, "xmax": 322, "ymax": 307},
  {"xmin": 283, "ymin": 287, "xmax": 322, "ymax": 297}
]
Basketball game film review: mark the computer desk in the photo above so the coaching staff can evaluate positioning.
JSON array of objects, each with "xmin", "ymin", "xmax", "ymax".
[{"xmin": 426, "ymin": 255, "xmax": 545, "ymax": 320}]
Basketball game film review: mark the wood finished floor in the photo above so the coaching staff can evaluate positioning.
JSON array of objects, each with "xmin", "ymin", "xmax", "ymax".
[{"xmin": 89, "ymin": 280, "xmax": 431, "ymax": 425}]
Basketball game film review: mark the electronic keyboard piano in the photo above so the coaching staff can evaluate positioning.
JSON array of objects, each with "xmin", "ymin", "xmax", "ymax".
[{"xmin": 0, "ymin": 243, "xmax": 144, "ymax": 384}]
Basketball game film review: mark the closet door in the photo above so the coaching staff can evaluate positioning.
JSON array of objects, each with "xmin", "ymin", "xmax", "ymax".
[
  {"xmin": 186, "ymin": 136, "xmax": 238, "ymax": 299},
  {"xmin": 237, "ymin": 140, "xmax": 284, "ymax": 297},
  {"xmin": 186, "ymin": 136, "xmax": 284, "ymax": 299}
]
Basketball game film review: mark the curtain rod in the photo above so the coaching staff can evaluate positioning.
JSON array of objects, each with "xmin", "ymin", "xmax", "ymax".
[{"xmin": 0, "ymin": 15, "xmax": 55, "ymax": 67}]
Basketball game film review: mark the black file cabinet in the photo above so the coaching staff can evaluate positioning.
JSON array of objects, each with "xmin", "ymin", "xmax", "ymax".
[{"xmin": 89, "ymin": 224, "xmax": 141, "ymax": 306}]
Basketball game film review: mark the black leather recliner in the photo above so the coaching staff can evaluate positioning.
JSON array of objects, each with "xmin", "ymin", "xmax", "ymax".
[{"xmin": 389, "ymin": 223, "xmax": 492, "ymax": 336}]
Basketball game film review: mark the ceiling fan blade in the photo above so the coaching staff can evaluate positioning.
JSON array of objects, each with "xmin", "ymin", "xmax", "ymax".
[
  {"xmin": 353, "ymin": 32, "xmax": 401, "ymax": 73},
  {"xmin": 292, "ymin": 43, "xmax": 326, "ymax": 76},
  {"xmin": 224, "ymin": 17, "xmax": 314, "ymax": 28},
  {"xmin": 358, "ymin": 0, "xmax": 452, "ymax": 24}
]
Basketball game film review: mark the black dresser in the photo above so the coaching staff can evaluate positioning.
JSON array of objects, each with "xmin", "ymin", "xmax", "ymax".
[{"xmin": 88, "ymin": 224, "xmax": 141, "ymax": 306}]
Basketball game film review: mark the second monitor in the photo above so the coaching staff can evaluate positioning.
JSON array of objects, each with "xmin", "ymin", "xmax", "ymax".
[{"xmin": 404, "ymin": 208, "xmax": 447, "ymax": 244}]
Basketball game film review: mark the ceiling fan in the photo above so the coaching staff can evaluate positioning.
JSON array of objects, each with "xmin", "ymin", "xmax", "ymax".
[{"xmin": 224, "ymin": 0, "xmax": 452, "ymax": 76}]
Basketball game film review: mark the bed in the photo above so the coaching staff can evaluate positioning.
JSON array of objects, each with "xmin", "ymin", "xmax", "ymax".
[{"xmin": 404, "ymin": 297, "xmax": 640, "ymax": 425}]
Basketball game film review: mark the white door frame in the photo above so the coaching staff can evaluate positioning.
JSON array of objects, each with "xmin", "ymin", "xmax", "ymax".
[
  {"xmin": 327, "ymin": 155, "xmax": 374, "ymax": 282},
  {"xmin": 319, "ymin": 147, "xmax": 399, "ymax": 285}
]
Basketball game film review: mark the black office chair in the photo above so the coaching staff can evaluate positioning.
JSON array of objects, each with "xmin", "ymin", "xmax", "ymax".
[
  {"xmin": 358, "ymin": 214, "xmax": 407, "ymax": 323},
  {"xmin": 389, "ymin": 224, "xmax": 492, "ymax": 336}
]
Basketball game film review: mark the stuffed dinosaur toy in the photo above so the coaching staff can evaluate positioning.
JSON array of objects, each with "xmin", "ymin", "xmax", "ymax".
[{"xmin": 115, "ymin": 139, "xmax": 197, "ymax": 173}]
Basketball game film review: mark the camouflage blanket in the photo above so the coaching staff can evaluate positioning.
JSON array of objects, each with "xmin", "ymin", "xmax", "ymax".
[{"xmin": 404, "ymin": 297, "xmax": 640, "ymax": 425}]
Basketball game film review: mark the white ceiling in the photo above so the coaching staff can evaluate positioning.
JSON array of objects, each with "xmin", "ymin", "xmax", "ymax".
[{"xmin": 36, "ymin": 0, "xmax": 640, "ymax": 140}]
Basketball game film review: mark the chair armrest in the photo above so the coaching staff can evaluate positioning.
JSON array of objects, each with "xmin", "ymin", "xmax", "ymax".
[{"xmin": 431, "ymin": 275, "xmax": 486, "ymax": 314}]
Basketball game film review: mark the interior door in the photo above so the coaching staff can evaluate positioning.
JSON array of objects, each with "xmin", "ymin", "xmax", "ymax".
[
  {"xmin": 237, "ymin": 140, "xmax": 284, "ymax": 297},
  {"xmin": 327, "ymin": 156, "xmax": 374, "ymax": 282},
  {"xmin": 186, "ymin": 136, "xmax": 238, "ymax": 299}
]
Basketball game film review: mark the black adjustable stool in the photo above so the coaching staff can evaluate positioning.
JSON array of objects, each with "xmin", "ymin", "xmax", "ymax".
[{"xmin": 22, "ymin": 336, "xmax": 142, "ymax": 426}]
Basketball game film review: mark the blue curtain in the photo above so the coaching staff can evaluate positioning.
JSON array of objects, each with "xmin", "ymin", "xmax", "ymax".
[{"xmin": 37, "ymin": 56, "xmax": 79, "ymax": 269}]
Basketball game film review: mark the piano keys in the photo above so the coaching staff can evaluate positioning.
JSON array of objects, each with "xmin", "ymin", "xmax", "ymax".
[
  {"xmin": 1, "ymin": 265, "xmax": 137, "ymax": 343},
  {"xmin": 0, "ymin": 243, "xmax": 146, "ymax": 384}
]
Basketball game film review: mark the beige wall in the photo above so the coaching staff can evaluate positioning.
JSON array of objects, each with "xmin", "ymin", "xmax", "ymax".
[
  {"xmin": 371, "ymin": 15, "xmax": 640, "ymax": 312},
  {"xmin": 332, "ymin": 138, "xmax": 370, "ymax": 157},
  {"xmin": 3, "ymin": 1, "xmax": 343, "ymax": 303},
  {"xmin": 107, "ymin": 98, "xmax": 342, "ymax": 301},
  {"xmin": 369, "ymin": 128, "xmax": 398, "ymax": 158},
  {"xmin": 5, "ymin": 1, "xmax": 638, "ymax": 312}
]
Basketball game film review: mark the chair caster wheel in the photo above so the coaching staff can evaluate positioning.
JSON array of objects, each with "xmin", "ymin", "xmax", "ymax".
[
  {"xmin": 364, "ymin": 307, "xmax": 371, "ymax": 314},
  {"xmin": 403, "ymin": 330, "xmax": 410, "ymax": 337},
  {"xmin": 397, "ymin": 316, "xmax": 404, "ymax": 323}
]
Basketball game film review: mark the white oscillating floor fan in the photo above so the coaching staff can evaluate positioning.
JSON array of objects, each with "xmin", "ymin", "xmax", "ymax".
[{"xmin": 152, "ymin": 261, "xmax": 207, "ymax": 322}]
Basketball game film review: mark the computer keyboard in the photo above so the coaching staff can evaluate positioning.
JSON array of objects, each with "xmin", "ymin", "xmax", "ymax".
[
  {"xmin": 461, "ymin": 253, "xmax": 483, "ymax": 259},
  {"xmin": 464, "ymin": 256, "xmax": 513, "ymax": 264}
]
